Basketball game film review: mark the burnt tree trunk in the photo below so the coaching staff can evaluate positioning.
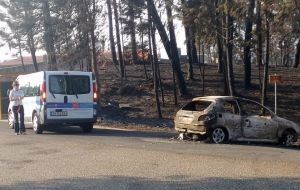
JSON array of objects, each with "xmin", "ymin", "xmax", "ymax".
[
  {"xmin": 90, "ymin": 0, "xmax": 100, "ymax": 91},
  {"xmin": 256, "ymin": 0, "xmax": 263, "ymax": 88},
  {"xmin": 261, "ymin": 12, "xmax": 270, "ymax": 108},
  {"xmin": 181, "ymin": 0, "xmax": 194, "ymax": 80},
  {"xmin": 166, "ymin": 0, "xmax": 187, "ymax": 96},
  {"xmin": 17, "ymin": 39, "xmax": 25, "ymax": 71},
  {"xmin": 140, "ymin": 16, "xmax": 148, "ymax": 79},
  {"xmin": 225, "ymin": 0, "xmax": 235, "ymax": 96},
  {"xmin": 147, "ymin": 5, "xmax": 162, "ymax": 118},
  {"xmin": 128, "ymin": 2, "xmax": 138, "ymax": 64},
  {"xmin": 293, "ymin": 39, "xmax": 300, "ymax": 68},
  {"xmin": 244, "ymin": 0, "xmax": 255, "ymax": 89},
  {"xmin": 27, "ymin": 33, "xmax": 38, "ymax": 71},
  {"xmin": 42, "ymin": 0, "xmax": 57, "ymax": 70},
  {"xmin": 147, "ymin": 0, "xmax": 187, "ymax": 96},
  {"xmin": 151, "ymin": 25, "xmax": 162, "ymax": 119},
  {"xmin": 184, "ymin": 26, "xmax": 194, "ymax": 80},
  {"xmin": 190, "ymin": 27, "xmax": 198, "ymax": 66},
  {"xmin": 107, "ymin": 0, "xmax": 118, "ymax": 66},
  {"xmin": 214, "ymin": 0, "xmax": 224, "ymax": 73},
  {"xmin": 112, "ymin": 0, "xmax": 125, "ymax": 77},
  {"xmin": 25, "ymin": 9, "xmax": 38, "ymax": 71}
]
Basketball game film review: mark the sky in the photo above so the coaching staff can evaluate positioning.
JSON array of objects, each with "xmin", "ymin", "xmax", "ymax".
[{"xmin": 0, "ymin": 20, "xmax": 15, "ymax": 62}]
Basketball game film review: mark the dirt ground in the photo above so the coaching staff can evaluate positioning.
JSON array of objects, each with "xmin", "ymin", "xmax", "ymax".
[{"xmin": 97, "ymin": 61, "xmax": 300, "ymax": 132}]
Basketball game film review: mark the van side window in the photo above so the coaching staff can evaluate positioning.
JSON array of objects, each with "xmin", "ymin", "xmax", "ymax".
[
  {"xmin": 21, "ymin": 85, "xmax": 28, "ymax": 97},
  {"xmin": 33, "ymin": 86, "xmax": 40, "ymax": 96},
  {"xmin": 20, "ymin": 82, "xmax": 40, "ymax": 97}
]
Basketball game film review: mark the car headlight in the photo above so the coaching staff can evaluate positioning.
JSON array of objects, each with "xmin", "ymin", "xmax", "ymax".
[{"xmin": 198, "ymin": 114, "xmax": 215, "ymax": 122}]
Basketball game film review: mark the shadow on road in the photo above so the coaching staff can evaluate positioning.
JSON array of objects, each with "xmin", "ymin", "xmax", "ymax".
[
  {"xmin": 1, "ymin": 176, "xmax": 299, "ymax": 190},
  {"xmin": 227, "ymin": 141, "xmax": 300, "ymax": 151},
  {"xmin": 42, "ymin": 126, "xmax": 175, "ymax": 139},
  {"xmin": 39, "ymin": 126, "xmax": 300, "ymax": 150}
]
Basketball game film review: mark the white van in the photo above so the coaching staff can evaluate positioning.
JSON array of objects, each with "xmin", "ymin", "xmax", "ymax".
[{"xmin": 9, "ymin": 71, "xmax": 98, "ymax": 134}]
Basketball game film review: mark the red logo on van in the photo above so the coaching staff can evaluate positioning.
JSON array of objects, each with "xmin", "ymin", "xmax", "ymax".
[{"xmin": 72, "ymin": 102, "xmax": 79, "ymax": 108}]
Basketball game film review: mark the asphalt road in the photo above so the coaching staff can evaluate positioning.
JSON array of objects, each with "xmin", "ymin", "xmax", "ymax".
[{"xmin": 0, "ymin": 121, "xmax": 299, "ymax": 190}]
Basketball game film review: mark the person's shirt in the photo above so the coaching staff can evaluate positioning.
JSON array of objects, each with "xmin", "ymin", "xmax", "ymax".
[{"xmin": 9, "ymin": 89, "xmax": 24, "ymax": 106}]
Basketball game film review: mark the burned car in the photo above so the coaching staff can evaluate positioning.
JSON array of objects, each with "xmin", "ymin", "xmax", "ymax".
[{"xmin": 175, "ymin": 96, "xmax": 300, "ymax": 146}]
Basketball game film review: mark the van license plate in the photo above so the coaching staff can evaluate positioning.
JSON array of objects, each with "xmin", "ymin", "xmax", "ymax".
[{"xmin": 50, "ymin": 111, "xmax": 68, "ymax": 116}]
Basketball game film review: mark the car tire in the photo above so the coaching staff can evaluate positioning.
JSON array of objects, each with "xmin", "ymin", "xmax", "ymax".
[
  {"xmin": 80, "ymin": 123, "xmax": 94, "ymax": 133},
  {"xmin": 281, "ymin": 130, "xmax": 296, "ymax": 147},
  {"xmin": 32, "ymin": 113, "xmax": 43, "ymax": 134},
  {"xmin": 210, "ymin": 127, "xmax": 228, "ymax": 144},
  {"xmin": 8, "ymin": 110, "xmax": 14, "ymax": 129}
]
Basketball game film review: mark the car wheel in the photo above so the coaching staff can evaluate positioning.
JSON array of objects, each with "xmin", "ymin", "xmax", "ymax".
[
  {"xmin": 281, "ymin": 130, "xmax": 296, "ymax": 146},
  {"xmin": 211, "ymin": 127, "xmax": 228, "ymax": 144},
  {"xmin": 8, "ymin": 110, "xmax": 14, "ymax": 129},
  {"xmin": 80, "ymin": 123, "xmax": 94, "ymax": 133},
  {"xmin": 32, "ymin": 113, "xmax": 43, "ymax": 134}
]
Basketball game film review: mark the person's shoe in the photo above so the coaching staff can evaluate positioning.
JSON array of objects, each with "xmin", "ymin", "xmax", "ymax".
[
  {"xmin": 20, "ymin": 132, "xmax": 26, "ymax": 135},
  {"xmin": 15, "ymin": 133, "xmax": 19, "ymax": 135}
]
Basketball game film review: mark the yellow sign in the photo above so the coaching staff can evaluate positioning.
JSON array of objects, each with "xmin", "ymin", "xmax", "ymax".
[{"xmin": 269, "ymin": 74, "xmax": 282, "ymax": 83}]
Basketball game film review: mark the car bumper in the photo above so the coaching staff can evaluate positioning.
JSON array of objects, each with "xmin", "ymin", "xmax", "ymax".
[{"xmin": 175, "ymin": 123, "xmax": 207, "ymax": 134}]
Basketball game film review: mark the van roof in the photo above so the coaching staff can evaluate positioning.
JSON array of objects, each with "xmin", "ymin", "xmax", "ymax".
[
  {"xmin": 18, "ymin": 70, "xmax": 92, "ymax": 76},
  {"xmin": 45, "ymin": 71, "xmax": 92, "ymax": 74}
]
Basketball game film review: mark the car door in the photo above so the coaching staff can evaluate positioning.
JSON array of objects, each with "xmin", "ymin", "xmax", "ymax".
[
  {"xmin": 238, "ymin": 100, "xmax": 278, "ymax": 140},
  {"xmin": 216, "ymin": 100, "xmax": 243, "ymax": 139}
]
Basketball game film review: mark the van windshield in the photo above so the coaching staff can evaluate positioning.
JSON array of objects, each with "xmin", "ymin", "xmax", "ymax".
[{"xmin": 49, "ymin": 75, "xmax": 90, "ymax": 94}]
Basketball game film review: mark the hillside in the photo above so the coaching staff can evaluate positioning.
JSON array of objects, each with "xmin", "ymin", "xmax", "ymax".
[{"xmin": 98, "ymin": 62, "xmax": 300, "ymax": 129}]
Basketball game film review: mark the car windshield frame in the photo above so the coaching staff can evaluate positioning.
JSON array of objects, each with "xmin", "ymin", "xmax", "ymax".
[{"xmin": 237, "ymin": 98, "xmax": 275, "ymax": 117}]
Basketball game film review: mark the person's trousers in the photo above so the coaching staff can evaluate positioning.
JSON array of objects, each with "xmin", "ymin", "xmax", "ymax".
[{"xmin": 12, "ymin": 105, "xmax": 25, "ymax": 133}]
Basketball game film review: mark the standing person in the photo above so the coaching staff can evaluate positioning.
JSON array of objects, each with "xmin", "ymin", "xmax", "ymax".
[{"xmin": 9, "ymin": 81, "xmax": 25, "ymax": 135}]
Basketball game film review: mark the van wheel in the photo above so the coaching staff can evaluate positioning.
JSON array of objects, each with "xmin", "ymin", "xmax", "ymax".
[
  {"xmin": 80, "ymin": 123, "xmax": 94, "ymax": 133},
  {"xmin": 32, "ymin": 113, "xmax": 43, "ymax": 134}
]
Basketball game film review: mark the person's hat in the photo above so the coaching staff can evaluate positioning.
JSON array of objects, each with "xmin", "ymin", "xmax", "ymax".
[{"xmin": 12, "ymin": 81, "xmax": 19, "ymax": 86}]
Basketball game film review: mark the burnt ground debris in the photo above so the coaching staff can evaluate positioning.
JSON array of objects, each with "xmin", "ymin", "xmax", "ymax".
[{"xmin": 97, "ymin": 63, "xmax": 300, "ymax": 140}]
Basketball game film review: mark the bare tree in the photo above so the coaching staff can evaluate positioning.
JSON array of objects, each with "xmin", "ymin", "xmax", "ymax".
[
  {"xmin": 148, "ymin": 3, "xmax": 162, "ymax": 118},
  {"xmin": 41, "ymin": 0, "xmax": 57, "ymax": 70},
  {"xmin": 146, "ymin": 0, "xmax": 187, "ymax": 96},
  {"xmin": 225, "ymin": 0, "xmax": 235, "ymax": 96},
  {"xmin": 244, "ymin": 0, "xmax": 255, "ymax": 89},
  {"xmin": 107, "ymin": 0, "xmax": 118, "ymax": 66},
  {"xmin": 113, "ymin": 0, "xmax": 125, "ymax": 77}
]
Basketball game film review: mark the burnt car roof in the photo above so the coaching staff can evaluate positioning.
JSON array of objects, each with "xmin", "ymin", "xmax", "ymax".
[
  {"xmin": 192, "ymin": 96, "xmax": 276, "ymax": 115},
  {"xmin": 192, "ymin": 96, "xmax": 236, "ymax": 102}
]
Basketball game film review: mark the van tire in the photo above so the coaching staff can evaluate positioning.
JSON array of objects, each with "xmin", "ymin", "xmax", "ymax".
[
  {"xmin": 32, "ymin": 113, "xmax": 43, "ymax": 134},
  {"xmin": 80, "ymin": 123, "xmax": 93, "ymax": 133}
]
